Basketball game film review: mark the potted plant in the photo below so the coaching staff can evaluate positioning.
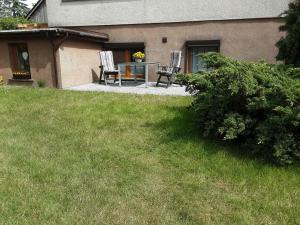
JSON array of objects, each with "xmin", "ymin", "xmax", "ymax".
[
  {"xmin": 12, "ymin": 71, "xmax": 31, "ymax": 80},
  {"xmin": 0, "ymin": 75, "xmax": 3, "ymax": 85},
  {"xmin": 133, "ymin": 52, "xmax": 145, "ymax": 63}
]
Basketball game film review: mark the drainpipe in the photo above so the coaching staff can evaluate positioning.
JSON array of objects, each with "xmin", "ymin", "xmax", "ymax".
[{"xmin": 46, "ymin": 31, "xmax": 69, "ymax": 88}]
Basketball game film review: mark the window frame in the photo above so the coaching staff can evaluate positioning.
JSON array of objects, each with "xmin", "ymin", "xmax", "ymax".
[
  {"xmin": 8, "ymin": 43, "xmax": 31, "ymax": 79},
  {"xmin": 104, "ymin": 42, "xmax": 146, "ymax": 78},
  {"xmin": 185, "ymin": 40, "xmax": 220, "ymax": 73}
]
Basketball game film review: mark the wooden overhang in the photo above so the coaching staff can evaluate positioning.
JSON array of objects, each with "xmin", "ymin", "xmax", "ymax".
[
  {"xmin": 0, "ymin": 28, "xmax": 109, "ymax": 43},
  {"xmin": 104, "ymin": 42, "xmax": 145, "ymax": 50},
  {"xmin": 185, "ymin": 40, "xmax": 220, "ymax": 49}
]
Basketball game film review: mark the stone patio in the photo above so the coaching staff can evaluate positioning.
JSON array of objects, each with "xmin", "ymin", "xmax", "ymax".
[{"xmin": 65, "ymin": 82, "xmax": 190, "ymax": 96}]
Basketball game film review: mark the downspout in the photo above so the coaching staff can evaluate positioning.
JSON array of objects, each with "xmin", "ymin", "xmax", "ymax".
[{"xmin": 47, "ymin": 31, "xmax": 69, "ymax": 88}]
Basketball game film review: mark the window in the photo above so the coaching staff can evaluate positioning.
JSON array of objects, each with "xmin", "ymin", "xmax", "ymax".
[
  {"xmin": 105, "ymin": 43, "xmax": 145, "ymax": 79},
  {"xmin": 8, "ymin": 43, "xmax": 31, "ymax": 79},
  {"xmin": 186, "ymin": 40, "xmax": 220, "ymax": 73}
]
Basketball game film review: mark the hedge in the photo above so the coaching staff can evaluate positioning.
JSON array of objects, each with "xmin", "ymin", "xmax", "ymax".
[
  {"xmin": 183, "ymin": 53, "xmax": 300, "ymax": 165},
  {"xmin": 0, "ymin": 17, "xmax": 29, "ymax": 30}
]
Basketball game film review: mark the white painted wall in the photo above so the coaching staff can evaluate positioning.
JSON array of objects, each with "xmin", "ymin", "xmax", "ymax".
[{"xmin": 46, "ymin": 0, "xmax": 292, "ymax": 27}]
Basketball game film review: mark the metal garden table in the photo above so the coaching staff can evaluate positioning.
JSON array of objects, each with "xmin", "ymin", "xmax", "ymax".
[{"xmin": 117, "ymin": 62, "xmax": 159, "ymax": 87}]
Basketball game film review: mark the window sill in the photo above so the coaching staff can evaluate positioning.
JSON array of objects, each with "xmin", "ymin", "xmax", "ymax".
[{"xmin": 8, "ymin": 78, "xmax": 34, "ymax": 87}]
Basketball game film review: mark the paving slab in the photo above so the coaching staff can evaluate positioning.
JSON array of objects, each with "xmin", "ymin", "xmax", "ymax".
[{"xmin": 65, "ymin": 82, "xmax": 190, "ymax": 96}]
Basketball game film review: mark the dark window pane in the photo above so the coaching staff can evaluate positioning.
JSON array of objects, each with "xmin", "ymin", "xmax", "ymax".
[
  {"xmin": 190, "ymin": 45, "xmax": 219, "ymax": 73},
  {"xmin": 8, "ymin": 43, "xmax": 31, "ymax": 79},
  {"xmin": 109, "ymin": 46, "xmax": 145, "ymax": 78}
]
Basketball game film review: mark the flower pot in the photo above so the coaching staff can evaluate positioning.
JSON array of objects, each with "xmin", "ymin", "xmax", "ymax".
[
  {"xmin": 135, "ymin": 58, "xmax": 143, "ymax": 63},
  {"xmin": 13, "ymin": 72, "xmax": 31, "ymax": 80},
  {"xmin": 13, "ymin": 74, "xmax": 31, "ymax": 80}
]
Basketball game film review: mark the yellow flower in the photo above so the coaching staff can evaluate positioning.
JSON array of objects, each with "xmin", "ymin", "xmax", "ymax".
[{"xmin": 133, "ymin": 52, "xmax": 145, "ymax": 59}]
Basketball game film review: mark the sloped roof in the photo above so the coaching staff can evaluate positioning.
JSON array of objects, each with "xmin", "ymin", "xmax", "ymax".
[{"xmin": 26, "ymin": 0, "xmax": 45, "ymax": 19}]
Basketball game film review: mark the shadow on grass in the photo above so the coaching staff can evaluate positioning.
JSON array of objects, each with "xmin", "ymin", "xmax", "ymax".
[{"xmin": 148, "ymin": 105, "xmax": 281, "ymax": 167}]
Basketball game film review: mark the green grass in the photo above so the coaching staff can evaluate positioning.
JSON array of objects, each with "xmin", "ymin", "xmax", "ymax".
[{"xmin": 0, "ymin": 87, "xmax": 299, "ymax": 225}]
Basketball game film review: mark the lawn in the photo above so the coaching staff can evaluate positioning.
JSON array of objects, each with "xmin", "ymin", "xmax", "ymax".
[{"xmin": 0, "ymin": 87, "xmax": 299, "ymax": 225}]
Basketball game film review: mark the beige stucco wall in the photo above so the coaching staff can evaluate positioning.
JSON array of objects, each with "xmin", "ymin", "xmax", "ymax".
[
  {"xmin": 0, "ymin": 18, "xmax": 286, "ymax": 87},
  {"xmin": 0, "ymin": 39, "xmax": 56, "ymax": 87},
  {"xmin": 0, "ymin": 41, "xmax": 11, "ymax": 82},
  {"xmin": 58, "ymin": 40, "xmax": 102, "ymax": 88},
  {"xmin": 78, "ymin": 18, "xmax": 284, "ymax": 81}
]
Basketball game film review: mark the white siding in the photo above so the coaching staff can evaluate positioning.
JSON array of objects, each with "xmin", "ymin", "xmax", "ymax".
[{"xmin": 46, "ymin": 0, "xmax": 292, "ymax": 27}]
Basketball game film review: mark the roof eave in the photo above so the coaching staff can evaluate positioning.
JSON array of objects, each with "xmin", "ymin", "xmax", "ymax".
[{"xmin": 0, "ymin": 28, "xmax": 109, "ymax": 43}]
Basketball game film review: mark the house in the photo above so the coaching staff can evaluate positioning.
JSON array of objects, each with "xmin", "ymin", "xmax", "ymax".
[
  {"xmin": 0, "ymin": 28, "xmax": 108, "ymax": 88},
  {"xmin": 0, "ymin": 0, "xmax": 294, "ymax": 88}
]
